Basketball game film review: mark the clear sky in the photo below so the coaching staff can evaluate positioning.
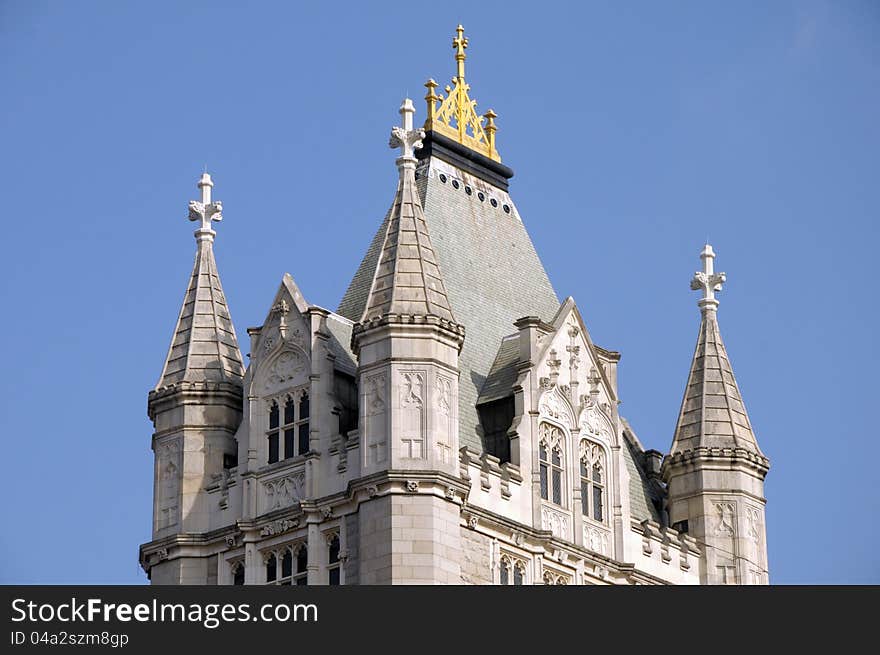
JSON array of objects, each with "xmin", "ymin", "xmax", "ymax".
[{"xmin": 1, "ymin": 1, "xmax": 877, "ymax": 584}]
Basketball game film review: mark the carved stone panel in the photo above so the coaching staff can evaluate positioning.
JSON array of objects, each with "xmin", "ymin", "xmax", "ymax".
[
  {"xmin": 583, "ymin": 524, "xmax": 610, "ymax": 556},
  {"xmin": 435, "ymin": 375, "xmax": 453, "ymax": 464},
  {"xmin": 713, "ymin": 501, "xmax": 737, "ymax": 537},
  {"xmin": 400, "ymin": 371, "xmax": 425, "ymax": 459},
  {"xmin": 261, "ymin": 472, "xmax": 305, "ymax": 513},
  {"xmin": 541, "ymin": 505, "xmax": 570, "ymax": 540},
  {"xmin": 263, "ymin": 348, "xmax": 308, "ymax": 394},
  {"xmin": 365, "ymin": 373, "xmax": 387, "ymax": 465},
  {"xmin": 156, "ymin": 441, "xmax": 180, "ymax": 530}
]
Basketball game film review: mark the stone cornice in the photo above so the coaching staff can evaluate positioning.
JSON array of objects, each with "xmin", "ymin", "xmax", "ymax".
[
  {"xmin": 662, "ymin": 446, "xmax": 770, "ymax": 481},
  {"xmin": 147, "ymin": 380, "xmax": 243, "ymax": 421}
]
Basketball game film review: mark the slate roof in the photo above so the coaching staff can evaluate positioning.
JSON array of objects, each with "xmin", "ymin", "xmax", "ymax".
[
  {"xmin": 478, "ymin": 335, "xmax": 520, "ymax": 405},
  {"xmin": 670, "ymin": 309, "xmax": 764, "ymax": 456},
  {"xmin": 156, "ymin": 238, "xmax": 244, "ymax": 388},
  {"xmin": 621, "ymin": 419, "xmax": 663, "ymax": 523},
  {"xmin": 338, "ymin": 157, "xmax": 559, "ymax": 451}
]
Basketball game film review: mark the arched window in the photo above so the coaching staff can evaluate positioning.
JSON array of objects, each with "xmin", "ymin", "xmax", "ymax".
[
  {"xmin": 328, "ymin": 534, "xmax": 341, "ymax": 585},
  {"xmin": 231, "ymin": 562, "xmax": 244, "ymax": 586},
  {"xmin": 580, "ymin": 441, "xmax": 606, "ymax": 524},
  {"xmin": 499, "ymin": 555, "xmax": 525, "ymax": 585},
  {"xmin": 539, "ymin": 423, "xmax": 564, "ymax": 506},
  {"xmin": 513, "ymin": 562, "xmax": 525, "ymax": 585}
]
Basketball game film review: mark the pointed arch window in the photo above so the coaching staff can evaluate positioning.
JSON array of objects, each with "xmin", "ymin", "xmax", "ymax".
[
  {"xmin": 499, "ymin": 555, "xmax": 526, "ymax": 585},
  {"xmin": 231, "ymin": 561, "xmax": 244, "ymax": 586},
  {"xmin": 328, "ymin": 534, "xmax": 341, "ymax": 585},
  {"xmin": 580, "ymin": 440, "xmax": 606, "ymax": 524},
  {"xmin": 539, "ymin": 423, "xmax": 565, "ymax": 506},
  {"xmin": 265, "ymin": 543, "xmax": 308, "ymax": 585}
]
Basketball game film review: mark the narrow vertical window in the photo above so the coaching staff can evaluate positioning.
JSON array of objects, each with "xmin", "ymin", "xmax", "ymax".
[
  {"xmin": 328, "ymin": 535, "xmax": 341, "ymax": 586},
  {"xmin": 281, "ymin": 549, "xmax": 293, "ymax": 583},
  {"xmin": 294, "ymin": 545, "xmax": 308, "ymax": 585},
  {"xmin": 283, "ymin": 396, "xmax": 296, "ymax": 459},
  {"xmin": 513, "ymin": 564, "xmax": 524, "ymax": 585},
  {"xmin": 500, "ymin": 560, "xmax": 509, "ymax": 585},
  {"xmin": 539, "ymin": 444, "xmax": 549, "ymax": 501},
  {"xmin": 592, "ymin": 462, "xmax": 604, "ymax": 522},
  {"xmin": 580, "ymin": 459, "xmax": 590, "ymax": 516},
  {"xmin": 298, "ymin": 392, "xmax": 310, "ymax": 455},
  {"xmin": 267, "ymin": 401, "xmax": 280, "ymax": 464},
  {"xmin": 551, "ymin": 447, "xmax": 562, "ymax": 505},
  {"xmin": 232, "ymin": 563, "xmax": 244, "ymax": 586},
  {"xmin": 265, "ymin": 553, "xmax": 277, "ymax": 583}
]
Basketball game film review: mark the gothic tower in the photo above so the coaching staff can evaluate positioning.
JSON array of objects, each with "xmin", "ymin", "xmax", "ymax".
[
  {"xmin": 140, "ymin": 26, "xmax": 769, "ymax": 586},
  {"xmin": 662, "ymin": 245, "xmax": 771, "ymax": 584},
  {"xmin": 147, "ymin": 174, "xmax": 245, "ymax": 584},
  {"xmin": 349, "ymin": 98, "xmax": 467, "ymax": 583}
]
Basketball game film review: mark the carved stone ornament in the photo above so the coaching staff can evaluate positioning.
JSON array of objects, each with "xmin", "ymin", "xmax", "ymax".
[
  {"xmin": 406, "ymin": 480, "xmax": 420, "ymax": 493},
  {"xmin": 155, "ymin": 548, "xmax": 169, "ymax": 562},
  {"xmin": 713, "ymin": 502, "xmax": 737, "ymax": 537},
  {"xmin": 400, "ymin": 371, "xmax": 424, "ymax": 408},
  {"xmin": 321, "ymin": 506, "xmax": 333, "ymax": 520},
  {"xmin": 366, "ymin": 485, "xmax": 379, "ymax": 498},
  {"xmin": 263, "ymin": 473, "xmax": 305, "ymax": 512},
  {"xmin": 445, "ymin": 486, "xmax": 457, "ymax": 500},
  {"xmin": 539, "ymin": 386, "xmax": 574, "ymax": 427},
  {"xmin": 260, "ymin": 518, "xmax": 300, "ymax": 537},
  {"xmin": 436, "ymin": 376, "xmax": 452, "ymax": 416},
  {"xmin": 511, "ymin": 531, "xmax": 524, "ymax": 546},
  {"xmin": 366, "ymin": 374, "xmax": 386, "ymax": 416},
  {"xmin": 225, "ymin": 535, "xmax": 237, "ymax": 549},
  {"xmin": 467, "ymin": 515, "xmax": 479, "ymax": 530}
]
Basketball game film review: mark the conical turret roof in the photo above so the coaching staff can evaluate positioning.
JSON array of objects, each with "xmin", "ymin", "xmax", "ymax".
[
  {"xmin": 155, "ymin": 174, "xmax": 244, "ymax": 388},
  {"xmin": 669, "ymin": 245, "xmax": 765, "ymax": 458}
]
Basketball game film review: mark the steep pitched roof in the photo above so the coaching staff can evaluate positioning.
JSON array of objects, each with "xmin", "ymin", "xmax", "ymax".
[
  {"xmin": 670, "ymin": 309, "xmax": 763, "ymax": 456},
  {"xmin": 156, "ymin": 223, "xmax": 244, "ymax": 388},
  {"xmin": 359, "ymin": 160, "xmax": 456, "ymax": 323},
  {"xmin": 339, "ymin": 150, "xmax": 559, "ymax": 451}
]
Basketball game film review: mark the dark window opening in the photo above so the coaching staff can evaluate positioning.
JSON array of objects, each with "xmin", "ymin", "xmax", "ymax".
[{"xmin": 478, "ymin": 396, "xmax": 514, "ymax": 463}]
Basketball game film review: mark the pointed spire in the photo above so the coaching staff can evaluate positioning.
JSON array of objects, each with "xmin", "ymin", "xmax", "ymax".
[
  {"xmin": 670, "ymin": 245, "xmax": 766, "ymax": 458},
  {"xmin": 155, "ymin": 173, "xmax": 244, "ymax": 388},
  {"xmin": 359, "ymin": 100, "xmax": 457, "ymax": 325}
]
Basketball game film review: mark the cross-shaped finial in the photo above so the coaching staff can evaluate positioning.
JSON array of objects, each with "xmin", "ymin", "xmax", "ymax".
[
  {"xmin": 389, "ymin": 98, "xmax": 425, "ymax": 166},
  {"xmin": 188, "ymin": 173, "xmax": 223, "ymax": 235},
  {"xmin": 690, "ymin": 243, "xmax": 726, "ymax": 311},
  {"xmin": 452, "ymin": 24, "xmax": 468, "ymax": 79}
]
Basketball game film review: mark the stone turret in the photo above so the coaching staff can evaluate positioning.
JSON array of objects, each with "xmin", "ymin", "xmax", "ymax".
[
  {"xmin": 146, "ymin": 173, "xmax": 244, "ymax": 583},
  {"xmin": 350, "ymin": 98, "xmax": 467, "ymax": 583},
  {"xmin": 663, "ymin": 245, "xmax": 770, "ymax": 584}
]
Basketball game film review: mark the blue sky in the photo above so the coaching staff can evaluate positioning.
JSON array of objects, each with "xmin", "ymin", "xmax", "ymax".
[{"xmin": 0, "ymin": 1, "xmax": 877, "ymax": 584}]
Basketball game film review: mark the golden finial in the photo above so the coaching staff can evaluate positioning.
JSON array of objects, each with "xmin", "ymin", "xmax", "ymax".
[
  {"xmin": 422, "ymin": 25, "xmax": 501, "ymax": 162},
  {"xmin": 453, "ymin": 24, "xmax": 468, "ymax": 80}
]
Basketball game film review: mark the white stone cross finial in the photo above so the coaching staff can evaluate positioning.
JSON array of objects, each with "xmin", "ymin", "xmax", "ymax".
[
  {"xmin": 188, "ymin": 173, "xmax": 223, "ymax": 237},
  {"xmin": 690, "ymin": 243, "xmax": 726, "ymax": 311},
  {"xmin": 389, "ymin": 98, "xmax": 425, "ymax": 165}
]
